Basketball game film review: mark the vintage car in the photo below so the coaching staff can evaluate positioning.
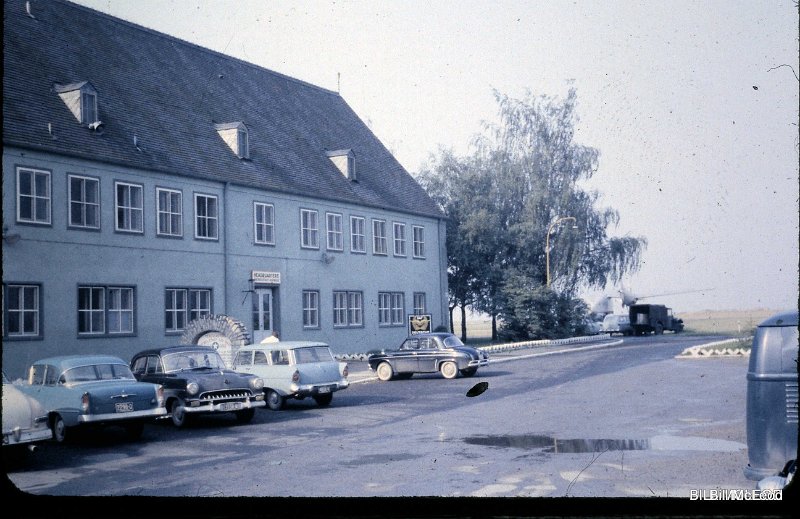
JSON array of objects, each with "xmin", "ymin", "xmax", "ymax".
[
  {"xmin": 232, "ymin": 342, "xmax": 349, "ymax": 410},
  {"xmin": 744, "ymin": 309, "xmax": 798, "ymax": 484},
  {"xmin": 601, "ymin": 313, "xmax": 633, "ymax": 336},
  {"xmin": 368, "ymin": 332, "xmax": 489, "ymax": 381},
  {"xmin": 16, "ymin": 355, "xmax": 166, "ymax": 442},
  {"xmin": 130, "ymin": 345, "xmax": 265, "ymax": 427},
  {"xmin": 2, "ymin": 372, "xmax": 52, "ymax": 450}
]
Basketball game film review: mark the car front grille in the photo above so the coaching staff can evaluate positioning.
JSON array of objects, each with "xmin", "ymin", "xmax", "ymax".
[{"xmin": 199, "ymin": 389, "xmax": 253, "ymax": 402}]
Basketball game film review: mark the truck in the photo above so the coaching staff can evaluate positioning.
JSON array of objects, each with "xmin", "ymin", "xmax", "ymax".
[{"xmin": 628, "ymin": 304, "xmax": 684, "ymax": 335}]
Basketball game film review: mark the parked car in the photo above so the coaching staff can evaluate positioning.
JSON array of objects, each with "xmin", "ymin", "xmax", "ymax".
[
  {"xmin": 16, "ymin": 356, "xmax": 166, "ymax": 442},
  {"xmin": 601, "ymin": 314, "xmax": 632, "ymax": 336},
  {"xmin": 368, "ymin": 332, "xmax": 489, "ymax": 381},
  {"xmin": 130, "ymin": 345, "xmax": 265, "ymax": 427},
  {"xmin": 2, "ymin": 372, "xmax": 52, "ymax": 450},
  {"xmin": 744, "ymin": 310, "xmax": 798, "ymax": 483},
  {"xmin": 582, "ymin": 318, "xmax": 603, "ymax": 335},
  {"xmin": 232, "ymin": 341, "xmax": 349, "ymax": 410}
]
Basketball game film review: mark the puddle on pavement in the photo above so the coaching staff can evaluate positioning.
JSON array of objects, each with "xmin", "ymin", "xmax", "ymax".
[
  {"xmin": 462, "ymin": 434, "xmax": 746, "ymax": 453},
  {"xmin": 463, "ymin": 434, "xmax": 649, "ymax": 453}
]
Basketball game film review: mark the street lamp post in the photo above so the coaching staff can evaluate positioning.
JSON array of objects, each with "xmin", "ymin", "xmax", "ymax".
[{"xmin": 545, "ymin": 216, "xmax": 578, "ymax": 288}]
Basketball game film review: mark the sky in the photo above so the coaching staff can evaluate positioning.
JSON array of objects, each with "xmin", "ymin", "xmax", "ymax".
[{"xmin": 72, "ymin": 0, "xmax": 799, "ymax": 313}]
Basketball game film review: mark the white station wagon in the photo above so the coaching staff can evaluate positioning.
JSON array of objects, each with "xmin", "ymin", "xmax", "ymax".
[{"xmin": 232, "ymin": 342, "xmax": 349, "ymax": 410}]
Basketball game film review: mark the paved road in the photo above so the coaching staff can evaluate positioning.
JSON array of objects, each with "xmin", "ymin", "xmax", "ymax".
[{"xmin": 4, "ymin": 334, "xmax": 789, "ymax": 517}]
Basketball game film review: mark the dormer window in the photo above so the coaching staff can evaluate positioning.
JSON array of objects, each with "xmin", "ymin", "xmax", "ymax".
[
  {"xmin": 81, "ymin": 91, "xmax": 97, "ymax": 125},
  {"xmin": 326, "ymin": 149, "xmax": 356, "ymax": 181},
  {"xmin": 54, "ymin": 81, "xmax": 100, "ymax": 126},
  {"xmin": 215, "ymin": 122, "xmax": 250, "ymax": 159}
]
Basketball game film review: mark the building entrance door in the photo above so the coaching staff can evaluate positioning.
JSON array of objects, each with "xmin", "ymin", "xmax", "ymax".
[{"xmin": 251, "ymin": 288, "xmax": 273, "ymax": 343}]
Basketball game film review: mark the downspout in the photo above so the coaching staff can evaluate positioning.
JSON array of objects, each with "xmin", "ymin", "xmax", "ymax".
[{"xmin": 223, "ymin": 182, "xmax": 230, "ymax": 315}]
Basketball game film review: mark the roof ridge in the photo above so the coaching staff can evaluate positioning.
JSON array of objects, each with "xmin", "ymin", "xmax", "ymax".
[{"xmin": 54, "ymin": 0, "xmax": 340, "ymax": 98}]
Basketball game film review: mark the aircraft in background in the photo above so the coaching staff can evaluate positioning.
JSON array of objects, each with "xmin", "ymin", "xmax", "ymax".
[{"xmin": 589, "ymin": 283, "xmax": 713, "ymax": 316}]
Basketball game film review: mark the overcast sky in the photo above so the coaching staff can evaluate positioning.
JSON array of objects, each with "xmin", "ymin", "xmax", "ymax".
[{"xmin": 73, "ymin": 0, "xmax": 799, "ymax": 313}]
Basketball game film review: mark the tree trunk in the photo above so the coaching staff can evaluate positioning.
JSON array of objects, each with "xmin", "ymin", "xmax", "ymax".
[
  {"xmin": 448, "ymin": 306, "xmax": 455, "ymax": 334},
  {"xmin": 491, "ymin": 313, "xmax": 498, "ymax": 341},
  {"xmin": 460, "ymin": 304, "xmax": 468, "ymax": 342}
]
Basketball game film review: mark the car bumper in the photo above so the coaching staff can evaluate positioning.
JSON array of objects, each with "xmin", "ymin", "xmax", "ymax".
[
  {"xmin": 3, "ymin": 426, "xmax": 53, "ymax": 446},
  {"xmin": 183, "ymin": 397, "xmax": 266, "ymax": 414},
  {"xmin": 468, "ymin": 358, "xmax": 489, "ymax": 368},
  {"xmin": 77, "ymin": 407, "xmax": 168, "ymax": 423},
  {"xmin": 290, "ymin": 380, "xmax": 349, "ymax": 397}
]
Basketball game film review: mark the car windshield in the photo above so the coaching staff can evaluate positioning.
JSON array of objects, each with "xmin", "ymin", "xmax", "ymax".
[
  {"xmin": 442, "ymin": 335, "xmax": 465, "ymax": 348},
  {"xmin": 61, "ymin": 363, "xmax": 136, "ymax": 383},
  {"xmin": 293, "ymin": 346, "xmax": 334, "ymax": 364},
  {"xmin": 162, "ymin": 351, "xmax": 225, "ymax": 372}
]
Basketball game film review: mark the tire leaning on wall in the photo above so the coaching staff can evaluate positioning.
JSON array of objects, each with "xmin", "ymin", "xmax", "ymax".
[{"xmin": 180, "ymin": 315, "xmax": 251, "ymax": 368}]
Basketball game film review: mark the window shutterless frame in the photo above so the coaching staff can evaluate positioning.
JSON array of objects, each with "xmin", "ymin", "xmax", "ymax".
[
  {"xmin": 68, "ymin": 174, "xmax": 101, "ymax": 230},
  {"xmin": 194, "ymin": 192, "xmax": 219, "ymax": 240},
  {"xmin": 114, "ymin": 181, "xmax": 144, "ymax": 233},
  {"xmin": 156, "ymin": 187, "xmax": 183, "ymax": 237},
  {"xmin": 16, "ymin": 166, "xmax": 52, "ymax": 225},
  {"xmin": 254, "ymin": 202, "xmax": 275, "ymax": 245},
  {"xmin": 300, "ymin": 208, "xmax": 319, "ymax": 249}
]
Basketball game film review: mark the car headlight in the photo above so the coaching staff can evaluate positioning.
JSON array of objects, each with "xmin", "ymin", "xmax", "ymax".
[
  {"xmin": 186, "ymin": 382, "xmax": 200, "ymax": 395},
  {"xmin": 250, "ymin": 377, "xmax": 264, "ymax": 390}
]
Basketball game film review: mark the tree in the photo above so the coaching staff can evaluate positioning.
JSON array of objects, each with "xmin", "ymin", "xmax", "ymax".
[{"xmin": 418, "ymin": 87, "xmax": 647, "ymax": 341}]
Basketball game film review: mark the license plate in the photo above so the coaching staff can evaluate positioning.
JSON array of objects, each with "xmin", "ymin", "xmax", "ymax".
[
  {"xmin": 115, "ymin": 402, "xmax": 134, "ymax": 413},
  {"xmin": 318, "ymin": 386, "xmax": 331, "ymax": 394},
  {"xmin": 220, "ymin": 402, "xmax": 242, "ymax": 411}
]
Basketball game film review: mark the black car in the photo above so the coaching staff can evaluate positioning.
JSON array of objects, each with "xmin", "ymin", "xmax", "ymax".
[
  {"xmin": 368, "ymin": 332, "xmax": 489, "ymax": 381},
  {"xmin": 130, "ymin": 346, "xmax": 265, "ymax": 427}
]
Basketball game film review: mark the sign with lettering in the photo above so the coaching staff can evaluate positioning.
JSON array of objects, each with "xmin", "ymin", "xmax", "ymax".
[
  {"xmin": 251, "ymin": 271, "xmax": 281, "ymax": 285},
  {"xmin": 408, "ymin": 314, "xmax": 432, "ymax": 335}
]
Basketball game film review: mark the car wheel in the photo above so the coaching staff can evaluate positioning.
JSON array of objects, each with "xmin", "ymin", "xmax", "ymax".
[
  {"xmin": 124, "ymin": 421, "xmax": 144, "ymax": 440},
  {"xmin": 376, "ymin": 362, "xmax": 394, "ymax": 381},
  {"xmin": 460, "ymin": 367, "xmax": 478, "ymax": 377},
  {"xmin": 266, "ymin": 390, "xmax": 285, "ymax": 411},
  {"xmin": 52, "ymin": 414, "xmax": 68, "ymax": 443},
  {"xmin": 313, "ymin": 393, "xmax": 333, "ymax": 407},
  {"xmin": 655, "ymin": 324, "xmax": 664, "ymax": 335},
  {"xmin": 440, "ymin": 361, "xmax": 458, "ymax": 379},
  {"xmin": 170, "ymin": 398, "xmax": 191, "ymax": 428},
  {"xmin": 235, "ymin": 408, "xmax": 255, "ymax": 423}
]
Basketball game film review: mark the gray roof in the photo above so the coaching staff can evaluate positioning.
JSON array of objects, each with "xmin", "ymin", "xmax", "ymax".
[{"xmin": 3, "ymin": 0, "xmax": 444, "ymax": 219}]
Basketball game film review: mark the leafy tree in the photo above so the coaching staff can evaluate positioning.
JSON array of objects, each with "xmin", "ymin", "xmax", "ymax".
[{"xmin": 418, "ymin": 87, "xmax": 647, "ymax": 341}]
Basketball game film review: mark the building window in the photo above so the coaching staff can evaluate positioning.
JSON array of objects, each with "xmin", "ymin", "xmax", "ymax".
[
  {"xmin": 237, "ymin": 128, "xmax": 249, "ymax": 159},
  {"xmin": 115, "ymin": 182, "xmax": 144, "ymax": 233},
  {"xmin": 413, "ymin": 292, "xmax": 427, "ymax": 315},
  {"xmin": 194, "ymin": 193, "xmax": 218, "ymax": 240},
  {"xmin": 68, "ymin": 175, "xmax": 100, "ymax": 229},
  {"xmin": 333, "ymin": 290, "xmax": 362, "ymax": 327},
  {"xmin": 254, "ymin": 202, "xmax": 275, "ymax": 245},
  {"xmin": 413, "ymin": 225, "xmax": 426, "ymax": 258},
  {"xmin": 165, "ymin": 288, "xmax": 212, "ymax": 333},
  {"xmin": 81, "ymin": 91, "xmax": 98, "ymax": 125},
  {"xmin": 302, "ymin": 290, "xmax": 319, "ymax": 328},
  {"xmin": 372, "ymin": 219, "xmax": 387, "ymax": 255},
  {"xmin": 350, "ymin": 216, "xmax": 366, "ymax": 253},
  {"xmin": 107, "ymin": 287, "xmax": 134, "ymax": 334},
  {"xmin": 16, "ymin": 167, "xmax": 51, "ymax": 225},
  {"xmin": 378, "ymin": 292, "xmax": 404, "ymax": 326},
  {"xmin": 393, "ymin": 222, "xmax": 406, "ymax": 256},
  {"xmin": 78, "ymin": 285, "xmax": 135, "ymax": 336},
  {"xmin": 4, "ymin": 284, "xmax": 41, "ymax": 338},
  {"xmin": 301, "ymin": 209, "xmax": 319, "ymax": 249},
  {"xmin": 326, "ymin": 212, "xmax": 344, "ymax": 251},
  {"xmin": 157, "ymin": 188, "xmax": 183, "ymax": 237}
]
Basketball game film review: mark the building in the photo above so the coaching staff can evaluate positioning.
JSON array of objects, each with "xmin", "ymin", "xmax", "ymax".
[{"xmin": 2, "ymin": 0, "xmax": 448, "ymax": 378}]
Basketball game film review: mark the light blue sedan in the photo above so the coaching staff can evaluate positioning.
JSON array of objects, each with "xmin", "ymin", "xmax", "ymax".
[{"xmin": 17, "ymin": 355, "xmax": 166, "ymax": 442}]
